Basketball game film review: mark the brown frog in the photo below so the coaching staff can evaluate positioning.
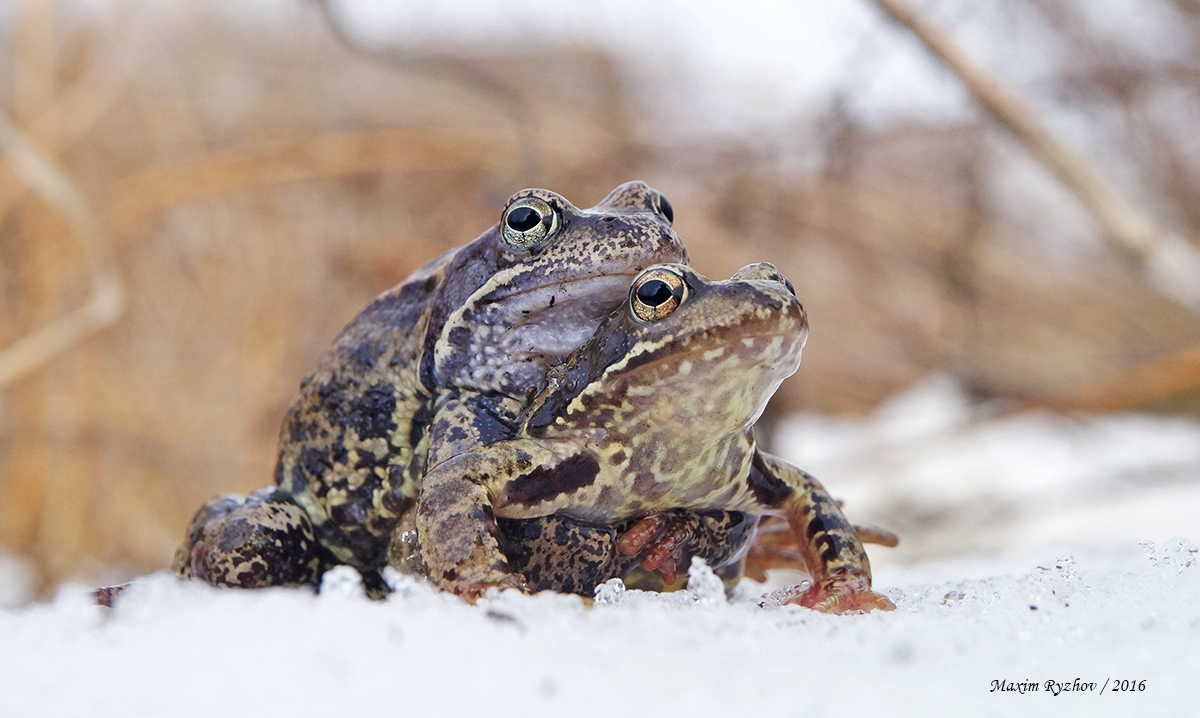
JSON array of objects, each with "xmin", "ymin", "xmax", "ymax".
[
  {"xmin": 417, "ymin": 263, "xmax": 895, "ymax": 612},
  {"xmin": 173, "ymin": 182, "xmax": 753, "ymax": 596}
]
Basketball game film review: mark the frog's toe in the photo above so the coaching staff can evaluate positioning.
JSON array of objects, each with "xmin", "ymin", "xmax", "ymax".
[
  {"xmin": 787, "ymin": 576, "xmax": 896, "ymax": 614},
  {"xmin": 616, "ymin": 512, "xmax": 694, "ymax": 585},
  {"xmin": 615, "ymin": 514, "xmax": 672, "ymax": 556}
]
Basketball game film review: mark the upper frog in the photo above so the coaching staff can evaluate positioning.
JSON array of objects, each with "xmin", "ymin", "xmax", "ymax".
[
  {"xmin": 176, "ymin": 182, "xmax": 711, "ymax": 591},
  {"xmin": 276, "ymin": 182, "xmax": 686, "ymax": 575},
  {"xmin": 417, "ymin": 263, "xmax": 895, "ymax": 612}
]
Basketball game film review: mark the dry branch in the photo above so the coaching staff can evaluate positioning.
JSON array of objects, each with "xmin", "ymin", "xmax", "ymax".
[
  {"xmin": 871, "ymin": 0, "xmax": 1200, "ymax": 314},
  {"xmin": 1030, "ymin": 340, "xmax": 1200, "ymax": 413},
  {"xmin": 0, "ymin": 113, "xmax": 125, "ymax": 389},
  {"xmin": 102, "ymin": 128, "xmax": 519, "ymax": 231},
  {"xmin": 0, "ymin": 3, "xmax": 154, "ymax": 241},
  {"xmin": 314, "ymin": 0, "xmax": 541, "ymax": 185}
]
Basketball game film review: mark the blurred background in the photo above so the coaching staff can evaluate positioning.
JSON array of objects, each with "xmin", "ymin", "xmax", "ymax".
[{"xmin": 3, "ymin": 0, "xmax": 1200, "ymax": 599}]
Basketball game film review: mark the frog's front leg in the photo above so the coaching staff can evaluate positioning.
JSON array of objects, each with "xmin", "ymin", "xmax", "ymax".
[
  {"xmin": 755, "ymin": 453, "xmax": 896, "ymax": 613},
  {"xmin": 417, "ymin": 442, "xmax": 575, "ymax": 600},
  {"xmin": 173, "ymin": 486, "xmax": 323, "ymax": 588}
]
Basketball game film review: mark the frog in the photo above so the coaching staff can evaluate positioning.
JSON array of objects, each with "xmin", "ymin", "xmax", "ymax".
[
  {"xmin": 415, "ymin": 262, "xmax": 896, "ymax": 612},
  {"xmin": 173, "ymin": 182, "xmax": 755, "ymax": 596}
]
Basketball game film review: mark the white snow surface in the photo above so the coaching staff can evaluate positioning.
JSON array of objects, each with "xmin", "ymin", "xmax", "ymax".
[
  {"xmin": 3, "ymin": 376, "xmax": 1200, "ymax": 716},
  {"xmin": 1, "ymin": 546, "xmax": 1197, "ymax": 717}
]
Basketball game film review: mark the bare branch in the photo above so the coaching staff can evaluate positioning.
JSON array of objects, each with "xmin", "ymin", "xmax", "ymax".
[
  {"xmin": 0, "ymin": 113, "xmax": 125, "ymax": 388},
  {"xmin": 870, "ymin": 0, "xmax": 1200, "ymax": 314},
  {"xmin": 101, "ymin": 127, "xmax": 519, "ymax": 230},
  {"xmin": 311, "ymin": 0, "xmax": 541, "ymax": 185}
]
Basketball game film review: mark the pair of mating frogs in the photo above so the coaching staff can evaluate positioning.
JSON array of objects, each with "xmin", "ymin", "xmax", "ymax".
[{"xmin": 173, "ymin": 182, "xmax": 895, "ymax": 613}]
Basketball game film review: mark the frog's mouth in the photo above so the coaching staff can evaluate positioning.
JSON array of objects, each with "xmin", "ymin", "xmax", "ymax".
[{"xmin": 610, "ymin": 326, "xmax": 806, "ymax": 382}]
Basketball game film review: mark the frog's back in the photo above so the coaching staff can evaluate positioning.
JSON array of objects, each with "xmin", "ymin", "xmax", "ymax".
[
  {"xmin": 269, "ymin": 181, "xmax": 687, "ymax": 573},
  {"xmin": 273, "ymin": 250, "xmax": 455, "ymax": 570}
]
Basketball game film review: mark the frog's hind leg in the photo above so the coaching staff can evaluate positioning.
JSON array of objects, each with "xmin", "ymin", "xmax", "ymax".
[
  {"xmin": 754, "ymin": 454, "xmax": 896, "ymax": 613},
  {"xmin": 742, "ymin": 517, "xmax": 900, "ymax": 581},
  {"xmin": 496, "ymin": 515, "xmax": 621, "ymax": 596},
  {"xmin": 173, "ymin": 486, "xmax": 323, "ymax": 589}
]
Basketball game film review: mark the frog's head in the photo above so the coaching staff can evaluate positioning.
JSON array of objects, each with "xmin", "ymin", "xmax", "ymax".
[
  {"xmin": 429, "ymin": 181, "xmax": 687, "ymax": 395},
  {"xmin": 525, "ymin": 262, "xmax": 807, "ymax": 440}
]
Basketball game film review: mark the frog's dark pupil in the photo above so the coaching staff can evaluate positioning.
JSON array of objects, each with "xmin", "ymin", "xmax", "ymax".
[
  {"xmin": 636, "ymin": 279, "xmax": 674, "ymax": 307},
  {"xmin": 507, "ymin": 206, "xmax": 542, "ymax": 232},
  {"xmin": 657, "ymin": 196, "xmax": 674, "ymax": 224}
]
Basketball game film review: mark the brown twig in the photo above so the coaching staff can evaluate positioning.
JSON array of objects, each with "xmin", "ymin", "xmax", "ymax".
[
  {"xmin": 870, "ymin": 0, "xmax": 1200, "ymax": 314},
  {"xmin": 0, "ymin": 3, "xmax": 153, "ymax": 240},
  {"xmin": 102, "ymin": 128, "xmax": 518, "ymax": 231},
  {"xmin": 312, "ymin": 0, "xmax": 541, "ymax": 185},
  {"xmin": 0, "ymin": 113, "xmax": 125, "ymax": 389},
  {"xmin": 1025, "ymin": 340, "xmax": 1200, "ymax": 413}
]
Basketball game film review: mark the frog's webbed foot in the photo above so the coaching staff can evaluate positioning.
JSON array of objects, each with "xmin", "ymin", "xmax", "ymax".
[
  {"xmin": 787, "ymin": 573, "xmax": 896, "ymax": 613},
  {"xmin": 173, "ymin": 486, "xmax": 322, "ymax": 588}
]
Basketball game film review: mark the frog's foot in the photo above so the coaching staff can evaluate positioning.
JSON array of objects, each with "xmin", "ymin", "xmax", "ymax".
[
  {"xmin": 616, "ymin": 513, "xmax": 691, "ymax": 585},
  {"xmin": 617, "ymin": 510, "xmax": 759, "ymax": 587},
  {"xmin": 785, "ymin": 574, "xmax": 896, "ymax": 614},
  {"xmin": 173, "ymin": 486, "xmax": 322, "ymax": 589}
]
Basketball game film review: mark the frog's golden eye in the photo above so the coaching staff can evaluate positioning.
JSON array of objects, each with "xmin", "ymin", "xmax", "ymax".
[
  {"xmin": 502, "ymin": 198, "xmax": 560, "ymax": 249},
  {"xmin": 650, "ymin": 191, "xmax": 674, "ymax": 225},
  {"xmin": 631, "ymin": 267, "xmax": 687, "ymax": 322}
]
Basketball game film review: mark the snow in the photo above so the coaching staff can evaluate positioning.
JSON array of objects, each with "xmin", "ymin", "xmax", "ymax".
[
  {"xmin": 773, "ymin": 375, "xmax": 1200, "ymax": 560},
  {"xmin": 0, "ymin": 544, "xmax": 1197, "ymax": 716},
  {"xmin": 3, "ymin": 376, "xmax": 1199, "ymax": 716},
  {"xmin": 321, "ymin": 0, "xmax": 976, "ymax": 136}
]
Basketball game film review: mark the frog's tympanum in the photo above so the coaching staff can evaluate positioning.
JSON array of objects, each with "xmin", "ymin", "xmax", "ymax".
[
  {"xmin": 173, "ymin": 183, "xmax": 752, "ymax": 596},
  {"xmin": 417, "ymin": 263, "xmax": 895, "ymax": 613}
]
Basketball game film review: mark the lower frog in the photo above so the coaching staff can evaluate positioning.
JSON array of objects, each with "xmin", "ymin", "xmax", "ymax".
[{"xmin": 417, "ymin": 263, "xmax": 895, "ymax": 612}]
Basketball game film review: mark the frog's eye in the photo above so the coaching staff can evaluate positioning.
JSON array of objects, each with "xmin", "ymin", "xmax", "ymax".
[
  {"xmin": 502, "ymin": 198, "xmax": 560, "ymax": 249},
  {"xmin": 650, "ymin": 191, "xmax": 674, "ymax": 225},
  {"xmin": 631, "ymin": 267, "xmax": 687, "ymax": 322}
]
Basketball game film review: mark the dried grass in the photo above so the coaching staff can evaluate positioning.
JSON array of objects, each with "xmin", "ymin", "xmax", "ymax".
[{"xmin": 2, "ymin": 0, "xmax": 1200, "ymax": 590}]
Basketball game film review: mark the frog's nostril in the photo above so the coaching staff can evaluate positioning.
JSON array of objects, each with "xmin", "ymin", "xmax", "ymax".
[{"xmin": 601, "ymin": 216, "xmax": 616, "ymax": 223}]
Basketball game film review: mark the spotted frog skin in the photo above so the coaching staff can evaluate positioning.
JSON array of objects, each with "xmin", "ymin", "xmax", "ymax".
[
  {"xmin": 417, "ymin": 263, "xmax": 895, "ymax": 612},
  {"xmin": 174, "ymin": 182, "xmax": 751, "ymax": 594}
]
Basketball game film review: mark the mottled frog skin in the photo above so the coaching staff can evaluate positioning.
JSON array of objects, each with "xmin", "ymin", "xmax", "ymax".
[
  {"xmin": 417, "ymin": 263, "xmax": 895, "ymax": 612},
  {"xmin": 495, "ymin": 508, "xmax": 758, "ymax": 596},
  {"xmin": 174, "ymin": 182, "xmax": 752, "ymax": 595}
]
